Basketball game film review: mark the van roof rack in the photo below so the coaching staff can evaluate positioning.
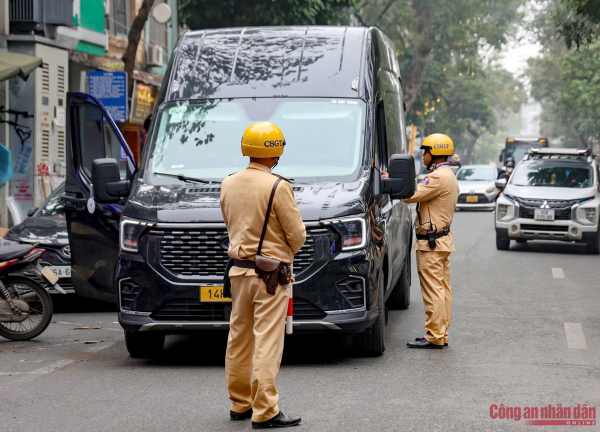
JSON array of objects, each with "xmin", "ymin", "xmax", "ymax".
[{"xmin": 523, "ymin": 148, "xmax": 593, "ymax": 162}]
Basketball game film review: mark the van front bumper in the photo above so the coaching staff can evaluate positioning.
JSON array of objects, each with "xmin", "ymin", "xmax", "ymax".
[
  {"xmin": 495, "ymin": 218, "xmax": 598, "ymax": 241},
  {"xmin": 119, "ymin": 308, "xmax": 378, "ymax": 334}
]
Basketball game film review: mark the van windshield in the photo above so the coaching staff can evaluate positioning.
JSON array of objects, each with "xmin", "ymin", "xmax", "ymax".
[
  {"xmin": 511, "ymin": 161, "xmax": 594, "ymax": 188},
  {"xmin": 147, "ymin": 98, "xmax": 365, "ymax": 183}
]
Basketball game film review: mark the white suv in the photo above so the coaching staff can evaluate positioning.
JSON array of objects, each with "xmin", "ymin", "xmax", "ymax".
[{"xmin": 495, "ymin": 148, "xmax": 600, "ymax": 254}]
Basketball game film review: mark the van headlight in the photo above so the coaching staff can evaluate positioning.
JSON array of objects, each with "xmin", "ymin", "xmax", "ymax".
[
  {"xmin": 332, "ymin": 218, "xmax": 367, "ymax": 251},
  {"xmin": 0, "ymin": 238, "xmax": 20, "ymax": 246},
  {"xmin": 585, "ymin": 208, "xmax": 596, "ymax": 224},
  {"xmin": 120, "ymin": 218, "xmax": 153, "ymax": 253},
  {"xmin": 498, "ymin": 204, "xmax": 508, "ymax": 219}
]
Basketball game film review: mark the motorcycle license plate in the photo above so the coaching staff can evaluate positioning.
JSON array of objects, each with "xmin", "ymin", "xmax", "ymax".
[
  {"xmin": 466, "ymin": 195, "xmax": 479, "ymax": 203},
  {"xmin": 50, "ymin": 266, "xmax": 71, "ymax": 278},
  {"xmin": 534, "ymin": 209, "xmax": 555, "ymax": 221},
  {"xmin": 200, "ymin": 286, "xmax": 231, "ymax": 302},
  {"xmin": 41, "ymin": 267, "xmax": 59, "ymax": 285}
]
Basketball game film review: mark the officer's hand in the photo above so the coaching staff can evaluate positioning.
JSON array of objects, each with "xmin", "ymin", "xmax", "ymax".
[{"xmin": 381, "ymin": 171, "xmax": 389, "ymax": 179}]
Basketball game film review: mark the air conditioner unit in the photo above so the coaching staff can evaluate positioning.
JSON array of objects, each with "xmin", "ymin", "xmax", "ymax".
[
  {"xmin": 9, "ymin": 0, "xmax": 73, "ymax": 34},
  {"xmin": 146, "ymin": 44, "xmax": 164, "ymax": 67}
]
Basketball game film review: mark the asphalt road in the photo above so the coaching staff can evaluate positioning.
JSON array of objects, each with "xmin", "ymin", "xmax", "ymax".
[{"xmin": 0, "ymin": 211, "xmax": 598, "ymax": 431}]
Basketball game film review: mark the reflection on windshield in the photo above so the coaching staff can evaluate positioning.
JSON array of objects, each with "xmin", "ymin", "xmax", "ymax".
[
  {"xmin": 38, "ymin": 184, "xmax": 66, "ymax": 217},
  {"xmin": 512, "ymin": 163, "xmax": 593, "ymax": 188},
  {"xmin": 456, "ymin": 168, "xmax": 496, "ymax": 181},
  {"xmin": 149, "ymin": 98, "xmax": 365, "ymax": 182},
  {"xmin": 506, "ymin": 146, "xmax": 530, "ymax": 163}
]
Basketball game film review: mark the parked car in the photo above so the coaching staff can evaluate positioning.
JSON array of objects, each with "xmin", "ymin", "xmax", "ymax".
[
  {"xmin": 1, "ymin": 184, "xmax": 73, "ymax": 293},
  {"xmin": 495, "ymin": 148, "xmax": 600, "ymax": 253},
  {"xmin": 455, "ymin": 165, "xmax": 499, "ymax": 210},
  {"xmin": 62, "ymin": 26, "xmax": 416, "ymax": 357}
]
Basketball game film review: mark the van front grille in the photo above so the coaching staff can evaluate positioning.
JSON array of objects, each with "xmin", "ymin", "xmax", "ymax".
[
  {"xmin": 157, "ymin": 227, "xmax": 315, "ymax": 277},
  {"xmin": 150, "ymin": 296, "xmax": 325, "ymax": 321}
]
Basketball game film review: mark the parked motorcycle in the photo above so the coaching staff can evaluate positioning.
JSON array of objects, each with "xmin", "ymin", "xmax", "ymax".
[{"xmin": 0, "ymin": 243, "xmax": 66, "ymax": 341}]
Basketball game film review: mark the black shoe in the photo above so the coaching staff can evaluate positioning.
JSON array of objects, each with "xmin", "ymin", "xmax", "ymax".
[
  {"xmin": 410, "ymin": 337, "xmax": 448, "ymax": 347},
  {"xmin": 407, "ymin": 338, "xmax": 444, "ymax": 349},
  {"xmin": 230, "ymin": 408, "xmax": 253, "ymax": 421},
  {"xmin": 252, "ymin": 411, "xmax": 301, "ymax": 429}
]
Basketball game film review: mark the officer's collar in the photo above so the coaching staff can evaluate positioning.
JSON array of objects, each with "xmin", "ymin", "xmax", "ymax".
[
  {"xmin": 248, "ymin": 161, "xmax": 272, "ymax": 173},
  {"xmin": 434, "ymin": 162, "xmax": 450, "ymax": 169}
]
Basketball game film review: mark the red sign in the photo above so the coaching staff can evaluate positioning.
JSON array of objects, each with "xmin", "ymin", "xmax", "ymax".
[{"xmin": 37, "ymin": 163, "xmax": 50, "ymax": 176}]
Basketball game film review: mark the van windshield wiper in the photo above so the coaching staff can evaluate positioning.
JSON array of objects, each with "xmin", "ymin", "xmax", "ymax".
[{"xmin": 154, "ymin": 172, "xmax": 221, "ymax": 185}]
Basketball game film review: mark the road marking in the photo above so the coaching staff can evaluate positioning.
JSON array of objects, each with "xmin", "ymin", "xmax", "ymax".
[
  {"xmin": 564, "ymin": 323, "xmax": 588, "ymax": 349},
  {"xmin": 0, "ymin": 339, "xmax": 118, "ymax": 383},
  {"xmin": 552, "ymin": 268, "xmax": 565, "ymax": 279}
]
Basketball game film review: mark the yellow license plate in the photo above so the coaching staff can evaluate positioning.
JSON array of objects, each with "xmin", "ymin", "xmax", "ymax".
[
  {"xmin": 200, "ymin": 286, "xmax": 231, "ymax": 302},
  {"xmin": 466, "ymin": 195, "xmax": 479, "ymax": 203}
]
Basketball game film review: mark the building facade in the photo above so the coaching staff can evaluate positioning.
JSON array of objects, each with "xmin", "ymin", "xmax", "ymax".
[{"xmin": 0, "ymin": 0, "xmax": 178, "ymax": 228}]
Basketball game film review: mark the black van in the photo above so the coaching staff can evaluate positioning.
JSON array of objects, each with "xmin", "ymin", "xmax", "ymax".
[{"xmin": 63, "ymin": 26, "xmax": 416, "ymax": 357}]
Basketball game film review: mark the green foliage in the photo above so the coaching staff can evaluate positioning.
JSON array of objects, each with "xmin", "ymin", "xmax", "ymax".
[
  {"xmin": 410, "ymin": 62, "xmax": 525, "ymax": 162},
  {"xmin": 529, "ymin": 40, "xmax": 600, "ymax": 147},
  {"xmin": 555, "ymin": 0, "xmax": 600, "ymax": 48},
  {"xmin": 355, "ymin": 0, "xmax": 525, "ymax": 163},
  {"xmin": 179, "ymin": 0, "xmax": 357, "ymax": 29}
]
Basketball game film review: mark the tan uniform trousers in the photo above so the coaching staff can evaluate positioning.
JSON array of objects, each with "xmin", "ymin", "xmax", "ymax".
[
  {"xmin": 225, "ymin": 274, "xmax": 289, "ymax": 423},
  {"xmin": 416, "ymin": 251, "xmax": 452, "ymax": 346}
]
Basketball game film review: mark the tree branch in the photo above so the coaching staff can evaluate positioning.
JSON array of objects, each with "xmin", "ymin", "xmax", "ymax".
[
  {"xmin": 122, "ymin": 0, "xmax": 156, "ymax": 96},
  {"xmin": 376, "ymin": 0, "xmax": 397, "ymax": 23},
  {"xmin": 354, "ymin": 11, "xmax": 368, "ymax": 27},
  {"xmin": 401, "ymin": 0, "xmax": 435, "ymax": 112}
]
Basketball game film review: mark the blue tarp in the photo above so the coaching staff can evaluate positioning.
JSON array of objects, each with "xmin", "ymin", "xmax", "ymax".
[{"xmin": 0, "ymin": 143, "xmax": 13, "ymax": 187}]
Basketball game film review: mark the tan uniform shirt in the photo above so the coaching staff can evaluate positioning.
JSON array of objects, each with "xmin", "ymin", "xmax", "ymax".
[
  {"xmin": 403, "ymin": 164, "xmax": 459, "ymax": 252},
  {"xmin": 220, "ymin": 162, "xmax": 306, "ymax": 277}
]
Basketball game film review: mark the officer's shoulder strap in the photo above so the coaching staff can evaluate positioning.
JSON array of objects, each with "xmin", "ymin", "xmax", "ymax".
[{"xmin": 272, "ymin": 173, "xmax": 291, "ymax": 183}]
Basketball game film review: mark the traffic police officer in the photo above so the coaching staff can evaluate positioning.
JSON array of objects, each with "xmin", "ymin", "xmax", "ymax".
[
  {"xmin": 220, "ymin": 122, "xmax": 306, "ymax": 428},
  {"xmin": 404, "ymin": 134, "xmax": 459, "ymax": 349}
]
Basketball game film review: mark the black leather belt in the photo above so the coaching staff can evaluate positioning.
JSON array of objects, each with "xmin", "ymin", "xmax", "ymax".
[
  {"xmin": 233, "ymin": 259, "xmax": 256, "ymax": 269},
  {"xmin": 416, "ymin": 227, "xmax": 450, "ymax": 240}
]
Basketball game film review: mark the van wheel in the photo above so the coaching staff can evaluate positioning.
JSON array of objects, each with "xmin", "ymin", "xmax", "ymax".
[
  {"xmin": 387, "ymin": 250, "xmax": 410, "ymax": 310},
  {"xmin": 125, "ymin": 331, "xmax": 165, "ymax": 359},
  {"xmin": 353, "ymin": 275, "xmax": 385, "ymax": 357},
  {"xmin": 586, "ymin": 230, "xmax": 600, "ymax": 254},
  {"xmin": 496, "ymin": 234, "xmax": 510, "ymax": 250}
]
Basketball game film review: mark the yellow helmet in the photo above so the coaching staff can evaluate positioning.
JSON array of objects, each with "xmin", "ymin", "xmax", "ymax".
[
  {"xmin": 420, "ymin": 133, "xmax": 454, "ymax": 157},
  {"xmin": 241, "ymin": 122, "xmax": 286, "ymax": 158}
]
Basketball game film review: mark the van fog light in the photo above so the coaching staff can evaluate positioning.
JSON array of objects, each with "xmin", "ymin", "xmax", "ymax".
[
  {"xmin": 510, "ymin": 225, "xmax": 518, "ymax": 233},
  {"xmin": 571, "ymin": 227, "xmax": 579, "ymax": 236}
]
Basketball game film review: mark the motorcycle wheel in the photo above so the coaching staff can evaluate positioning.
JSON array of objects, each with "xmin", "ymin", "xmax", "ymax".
[{"xmin": 0, "ymin": 277, "xmax": 53, "ymax": 341}]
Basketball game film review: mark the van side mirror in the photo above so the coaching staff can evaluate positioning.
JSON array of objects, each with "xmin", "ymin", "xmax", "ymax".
[
  {"xmin": 382, "ymin": 154, "xmax": 416, "ymax": 199},
  {"xmin": 495, "ymin": 178, "xmax": 507, "ymax": 190},
  {"xmin": 91, "ymin": 158, "xmax": 130, "ymax": 203}
]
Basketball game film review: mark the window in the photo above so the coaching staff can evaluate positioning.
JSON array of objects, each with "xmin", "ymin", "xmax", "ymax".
[
  {"xmin": 77, "ymin": 105, "xmax": 127, "ymax": 181},
  {"xmin": 149, "ymin": 0, "xmax": 167, "ymax": 48},
  {"xmin": 149, "ymin": 98, "xmax": 365, "ymax": 183},
  {"xmin": 382, "ymin": 91, "xmax": 403, "ymax": 155},
  {"xmin": 37, "ymin": 184, "xmax": 66, "ymax": 217},
  {"xmin": 376, "ymin": 103, "xmax": 389, "ymax": 171},
  {"xmin": 106, "ymin": 0, "xmax": 130, "ymax": 37},
  {"xmin": 511, "ymin": 162, "xmax": 594, "ymax": 188},
  {"xmin": 456, "ymin": 168, "xmax": 497, "ymax": 181}
]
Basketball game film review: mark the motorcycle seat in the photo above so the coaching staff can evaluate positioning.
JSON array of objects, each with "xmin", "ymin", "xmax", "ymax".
[{"xmin": 0, "ymin": 244, "xmax": 35, "ymax": 262}]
